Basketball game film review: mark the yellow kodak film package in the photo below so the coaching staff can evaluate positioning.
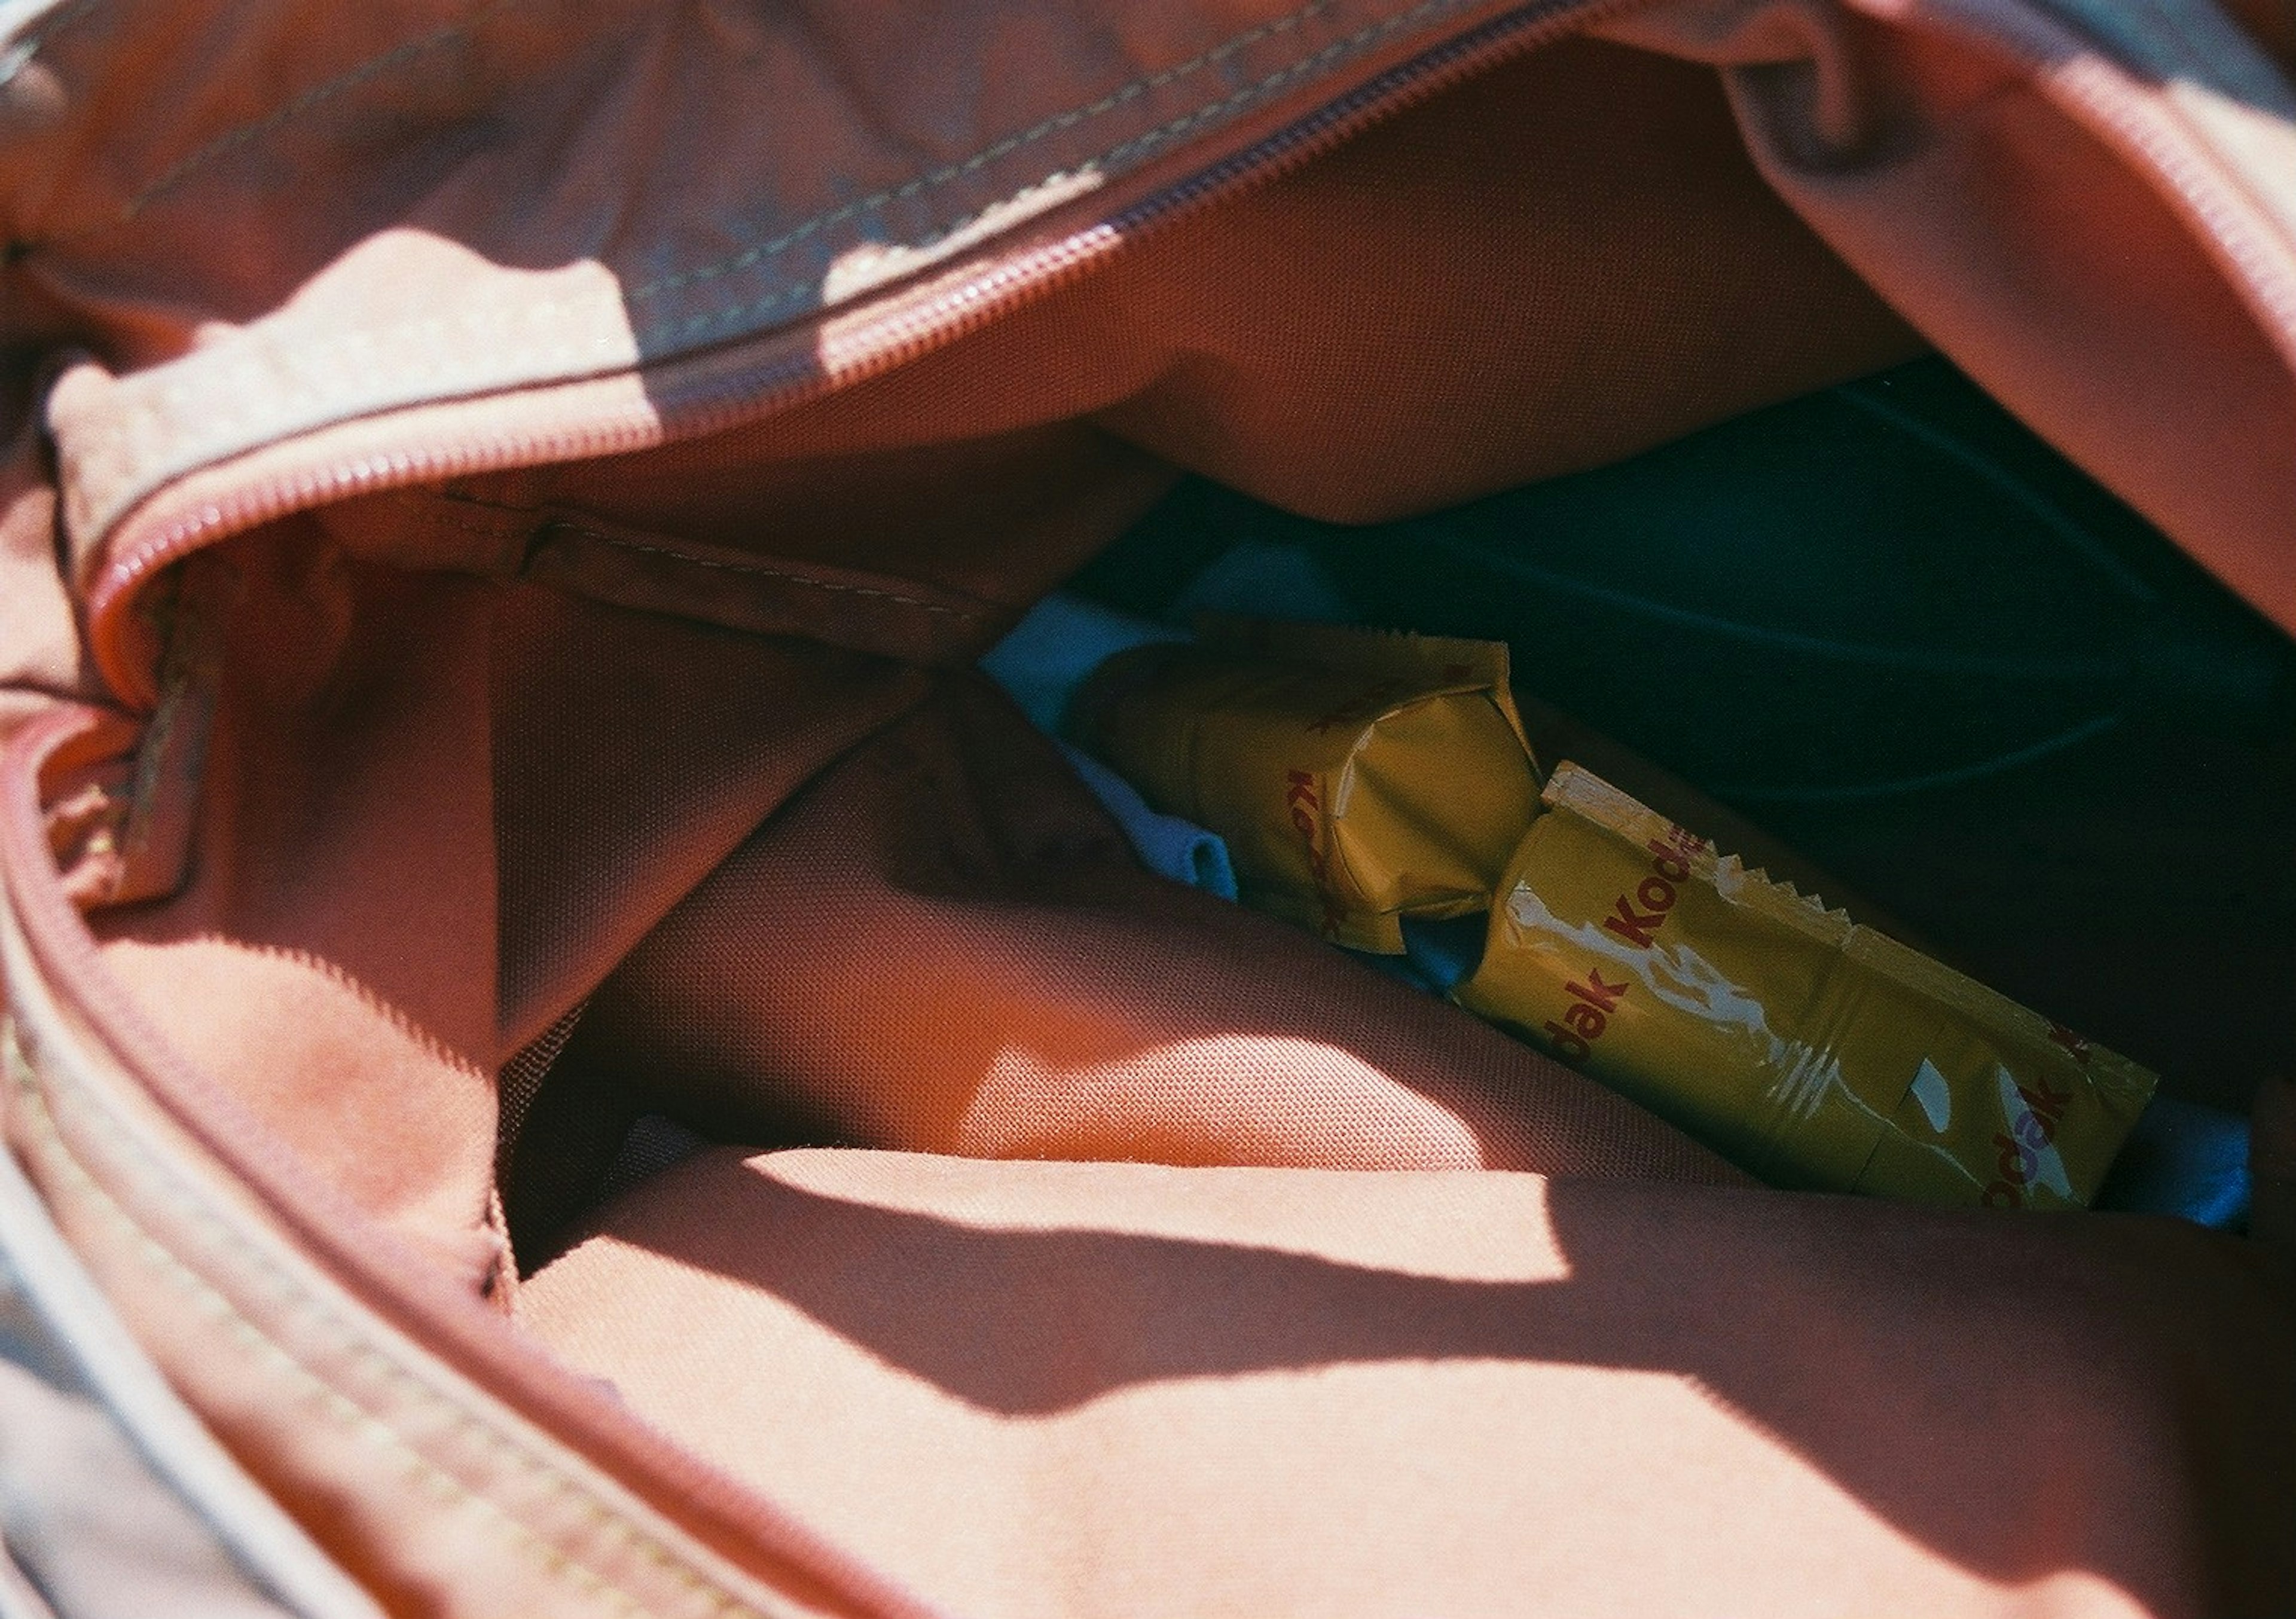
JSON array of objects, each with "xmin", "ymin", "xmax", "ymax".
[
  {"xmin": 1077, "ymin": 619, "xmax": 1542, "ymax": 952},
  {"xmin": 1456, "ymin": 763, "xmax": 2157, "ymax": 1208}
]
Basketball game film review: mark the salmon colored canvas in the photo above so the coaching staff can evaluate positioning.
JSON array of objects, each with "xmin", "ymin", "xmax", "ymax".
[{"xmin": 2, "ymin": 0, "xmax": 2295, "ymax": 1612}]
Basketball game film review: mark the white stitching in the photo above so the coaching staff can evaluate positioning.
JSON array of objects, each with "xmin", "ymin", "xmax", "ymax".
[
  {"xmin": 542, "ymin": 526, "xmax": 984, "ymax": 621},
  {"xmin": 62, "ymin": 0, "xmax": 1324, "ymax": 253},
  {"xmin": 623, "ymin": 0, "xmax": 1333, "ymax": 302},
  {"xmin": 8, "ymin": 1036, "xmax": 783, "ymax": 1619},
  {"xmin": 78, "ymin": 0, "xmax": 1486, "ymax": 473},
  {"xmin": 11, "ymin": 1093, "xmax": 689, "ymax": 1617},
  {"xmin": 642, "ymin": 0, "xmax": 1475, "ymax": 340},
  {"xmin": 111, "ymin": 0, "xmax": 521, "ymax": 226},
  {"xmin": 66, "ymin": 0, "xmax": 1494, "ymax": 545}
]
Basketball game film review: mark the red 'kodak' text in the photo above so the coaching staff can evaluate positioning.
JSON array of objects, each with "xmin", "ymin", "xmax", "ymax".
[{"xmin": 1541, "ymin": 821, "xmax": 1706, "ymax": 1063}]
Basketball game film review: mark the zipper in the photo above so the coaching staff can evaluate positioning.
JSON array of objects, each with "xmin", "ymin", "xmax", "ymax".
[
  {"xmin": 85, "ymin": 0, "xmax": 1635, "ymax": 704},
  {"xmin": 85, "ymin": 0, "xmax": 2296, "ymax": 708}
]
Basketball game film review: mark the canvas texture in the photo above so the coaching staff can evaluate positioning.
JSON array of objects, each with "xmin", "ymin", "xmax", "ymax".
[{"xmin": 2, "ymin": 0, "xmax": 2295, "ymax": 1612}]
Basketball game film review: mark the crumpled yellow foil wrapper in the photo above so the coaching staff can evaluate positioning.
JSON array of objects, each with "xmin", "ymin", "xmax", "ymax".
[
  {"xmin": 1457, "ymin": 764, "xmax": 2157, "ymax": 1208},
  {"xmin": 1078, "ymin": 619, "xmax": 1541, "ymax": 952}
]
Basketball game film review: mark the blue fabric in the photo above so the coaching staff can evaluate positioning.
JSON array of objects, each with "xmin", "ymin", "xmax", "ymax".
[
  {"xmin": 1396, "ymin": 913, "xmax": 1489, "ymax": 997},
  {"xmin": 977, "ymin": 593, "xmax": 1187, "ymax": 735},
  {"xmin": 2095, "ymin": 1095, "xmax": 2252, "ymax": 1229},
  {"xmin": 981, "ymin": 595, "xmax": 1235, "ymax": 900},
  {"xmin": 1060, "ymin": 746, "xmax": 1238, "ymax": 901}
]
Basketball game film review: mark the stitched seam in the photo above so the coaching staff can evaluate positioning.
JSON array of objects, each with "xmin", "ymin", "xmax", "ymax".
[
  {"xmin": 10, "ymin": 1045, "xmax": 774, "ymax": 1619},
  {"xmin": 548, "ymin": 526, "xmax": 982, "ymax": 621},
  {"xmin": 625, "ymin": 0, "xmax": 1333, "ymax": 301},
  {"xmin": 76, "ymin": 0, "xmax": 1481, "ymax": 508},
  {"xmin": 80, "ymin": 0, "xmax": 1477, "ymax": 470},
  {"xmin": 110, "ymin": 0, "xmax": 1446, "ymax": 386},
  {"xmin": 389, "ymin": 499, "xmax": 533, "ymax": 549},
  {"xmin": 12, "ymin": 1088, "xmax": 683, "ymax": 1619},
  {"xmin": 428, "ymin": 512, "xmax": 525, "ymax": 538},
  {"xmin": 106, "ymin": 0, "xmax": 520, "ymax": 227},
  {"xmin": 67, "ymin": 0, "xmax": 1318, "ymax": 255},
  {"xmin": 646, "ymin": 0, "xmax": 1471, "ymax": 339}
]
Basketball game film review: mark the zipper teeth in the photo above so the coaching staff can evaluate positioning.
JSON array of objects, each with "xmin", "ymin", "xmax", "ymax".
[
  {"xmin": 90, "ymin": 0, "xmax": 1633, "ymax": 653},
  {"xmin": 93, "ymin": 237, "xmax": 1069, "ymax": 602},
  {"xmin": 795, "ymin": 0, "xmax": 1648, "ymax": 402}
]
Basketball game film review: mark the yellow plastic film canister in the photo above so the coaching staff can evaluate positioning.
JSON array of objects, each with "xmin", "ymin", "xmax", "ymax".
[
  {"xmin": 1077, "ymin": 618, "xmax": 1543, "ymax": 953},
  {"xmin": 1457, "ymin": 764, "xmax": 2155, "ymax": 1208}
]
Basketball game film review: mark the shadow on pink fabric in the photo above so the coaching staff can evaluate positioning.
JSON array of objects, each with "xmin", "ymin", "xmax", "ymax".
[
  {"xmin": 7, "ymin": 0, "xmax": 2296, "ymax": 1612},
  {"xmin": 521, "ymin": 1146, "xmax": 2296, "ymax": 1619}
]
